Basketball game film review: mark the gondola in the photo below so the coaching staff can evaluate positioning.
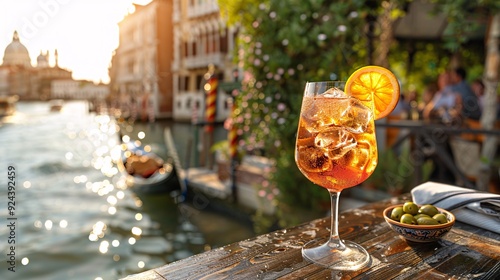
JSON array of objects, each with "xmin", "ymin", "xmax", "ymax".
[{"xmin": 117, "ymin": 140, "xmax": 181, "ymax": 194}]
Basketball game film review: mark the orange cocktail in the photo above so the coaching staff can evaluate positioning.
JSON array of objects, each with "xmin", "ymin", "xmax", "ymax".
[
  {"xmin": 294, "ymin": 66, "xmax": 399, "ymax": 271},
  {"xmin": 295, "ymin": 93, "xmax": 377, "ymax": 191}
]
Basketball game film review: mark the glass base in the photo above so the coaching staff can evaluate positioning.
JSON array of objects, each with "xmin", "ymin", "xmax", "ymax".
[{"xmin": 302, "ymin": 239, "xmax": 370, "ymax": 270}]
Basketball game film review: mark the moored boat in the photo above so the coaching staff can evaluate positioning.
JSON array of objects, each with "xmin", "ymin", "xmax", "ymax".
[
  {"xmin": 0, "ymin": 95, "xmax": 18, "ymax": 117},
  {"xmin": 49, "ymin": 99, "xmax": 64, "ymax": 112},
  {"xmin": 117, "ymin": 140, "xmax": 181, "ymax": 194}
]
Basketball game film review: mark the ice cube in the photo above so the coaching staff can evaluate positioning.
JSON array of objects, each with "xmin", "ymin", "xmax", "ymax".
[
  {"xmin": 344, "ymin": 138, "xmax": 376, "ymax": 172},
  {"xmin": 322, "ymin": 87, "xmax": 347, "ymax": 98},
  {"xmin": 340, "ymin": 98, "xmax": 373, "ymax": 134},
  {"xmin": 301, "ymin": 96, "xmax": 350, "ymax": 132},
  {"xmin": 315, "ymin": 127, "xmax": 357, "ymax": 160},
  {"xmin": 296, "ymin": 146, "xmax": 331, "ymax": 173}
]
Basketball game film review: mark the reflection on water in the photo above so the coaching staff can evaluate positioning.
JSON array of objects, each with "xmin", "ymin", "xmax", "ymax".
[{"xmin": 0, "ymin": 101, "xmax": 254, "ymax": 280}]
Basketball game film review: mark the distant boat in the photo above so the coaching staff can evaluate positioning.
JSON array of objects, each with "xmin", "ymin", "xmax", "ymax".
[
  {"xmin": 49, "ymin": 99, "xmax": 64, "ymax": 112},
  {"xmin": 117, "ymin": 140, "xmax": 181, "ymax": 194},
  {"xmin": 0, "ymin": 95, "xmax": 18, "ymax": 117}
]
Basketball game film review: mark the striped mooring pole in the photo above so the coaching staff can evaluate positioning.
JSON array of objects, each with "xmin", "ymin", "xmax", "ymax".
[
  {"xmin": 228, "ymin": 97, "xmax": 238, "ymax": 202},
  {"xmin": 204, "ymin": 67, "xmax": 217, "ymax": 133},
  {"xmin": 203, "ymin": 64, "xmax": 217, "ymax": 169}
]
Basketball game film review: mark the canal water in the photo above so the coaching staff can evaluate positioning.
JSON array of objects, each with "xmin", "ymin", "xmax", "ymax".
[{"xmin": 0, "ymin": 101, "xmax": 254, "ymax": 280}]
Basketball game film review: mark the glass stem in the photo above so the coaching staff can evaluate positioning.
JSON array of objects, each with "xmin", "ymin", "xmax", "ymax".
[{"xmin": 328, "ymin": 190, "xmax": 345, "ymax": 250}]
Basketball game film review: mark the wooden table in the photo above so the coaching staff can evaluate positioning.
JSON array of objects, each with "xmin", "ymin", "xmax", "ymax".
[{"xmin": 123, "ymin": 194, "xmax": 500, "ymax": 279}]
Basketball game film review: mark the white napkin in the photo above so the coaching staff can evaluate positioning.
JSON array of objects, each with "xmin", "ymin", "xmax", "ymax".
[{"xmin": 411, "ymin": 182, "xmax": 500, "ymax": 234}]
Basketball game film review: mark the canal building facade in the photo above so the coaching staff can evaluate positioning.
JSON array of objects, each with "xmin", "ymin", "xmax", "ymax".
[
  {"xmin": 109, "ymin": 0, "xmax": 239, "ymax": 122},
  {"xmin": 171, "ymin": 0, "xmax": 239, "ymax": 122},
  {"xmin": 108, "ymin": 0, "xmax": 174, "ymax": 120}
]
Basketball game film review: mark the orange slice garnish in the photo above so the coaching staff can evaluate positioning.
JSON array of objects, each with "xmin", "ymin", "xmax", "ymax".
[{"xmin": 345, "ymin": 65, "xmax": 400, "ymax": 120}]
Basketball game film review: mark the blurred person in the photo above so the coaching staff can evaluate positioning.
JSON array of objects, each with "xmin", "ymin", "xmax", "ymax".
[
  {"xmin": 422, "ymin": 71, "xmax": 460, "ymax": 123},
  {"xmin": 450, "ymin": 67, "xmax": 481, "ymax": 120},
  {"xmin": 471, "ymin": 78, "xmax": 485, "ymax": 112},
  {"xmin": 418, "ymin": 82, "xmax": 438, "ymax": 119},
  {"xmin": 422, "ymin": 72, "xmax": 459, "ymax": 184}
]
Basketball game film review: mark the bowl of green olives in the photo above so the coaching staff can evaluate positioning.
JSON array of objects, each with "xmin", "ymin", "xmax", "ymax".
[{"xmin": 383, "ymin": 201, "xmax": 455, "ymax": 243}]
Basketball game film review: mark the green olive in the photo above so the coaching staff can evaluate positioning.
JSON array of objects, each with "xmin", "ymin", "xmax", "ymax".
[
  {"xmin": 433, "ymin": 213, "xmax": 448, "ymax": 224},
  {"xmin": 414, "ymin": 213, "xmax": 430, "ymax": 220},
  {"xmin": 419, "ymin": 204, "xmax": 439, "ymax": 217},
  {"xmin": 400, "ymin": 213, "xmax": 417, "ymax": 225},
  {"xmin": 390, "ymin": 207, "xmax": 404, "ymax": 221},
  {"xmin": 416, "ymin": 216, "xmax": 439, "ymax": 225},
  {"xmin": 403, "ymin": 202, "xmax": 418, "ymax": 215}
]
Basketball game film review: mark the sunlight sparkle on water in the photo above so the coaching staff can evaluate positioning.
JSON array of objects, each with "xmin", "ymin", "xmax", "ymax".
[
  {"xmin": 110, "ymin": 146, "xmax": 122, "ymax": 161},
  {"xmin": 128, "ymin": 237, "xmax": 136, "ymax": 245},
  {"xmin": 73, "ymin": 175, "xmax": 88, "ymax": 184},
  {"xmin": 23, "ymin": 181, "xmax": 31, "ymax": 188},
  {"xmin": 138, "ymin": 261, "xmax": 145, "ymax": 268},
  {"xmin": 65, "ymin": 152, "xmax": 74, "ymax": 160},
  {"xmin": 89, "ymin": 233, "xmax": 98, "ymax": 242},
  {"xmin": 44, "ymin": 220, "xmax": 53, "ymax": 230},
  {"xmin": 138, "ymin": 131, "xmax": 145, "ymax": 139},
  {"xmin": 99, "ymin": 241, "xmax": 109, "ymax": 253},
  {"xmin": 107, "ymin": 195, "xmax": 118, "ymax": 205},
  {"xmin": 108, "ymin": 206, "xmax": 117, "ymax": 215},
  {"xmin": 22, "ymin": 258, "xmax": 29, "ymax": 265},
  {"xmin": 135, "ymin": 213, "xmax": 143, "ymax": 221},
  {"xmin": 131, "ymin": 227, "xmax": 142, "ymax": 236},
  {"xmin": 134, "ymin": 198, "xmax": 143, "ymax": 207},
  {"xmin": 116, "ymin": 191, "xmax": 125, "ymax": 199},
  {"xmin": 91, "ymin": 221, "xmax": 107, "ymax": 239},
  {"xmin": 59, "ymin": 220, "xmax": 68, "ymax": 228}
]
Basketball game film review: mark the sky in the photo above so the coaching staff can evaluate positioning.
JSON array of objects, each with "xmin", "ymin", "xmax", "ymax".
[{"xmin": 0, "ymin": 0, "xmax": 152, "ymax": 84}]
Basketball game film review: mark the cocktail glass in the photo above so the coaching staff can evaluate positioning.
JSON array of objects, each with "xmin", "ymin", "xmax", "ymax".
[{"xmin": 295, "ymin": 81, "xmax": 376, "ymax": 270}]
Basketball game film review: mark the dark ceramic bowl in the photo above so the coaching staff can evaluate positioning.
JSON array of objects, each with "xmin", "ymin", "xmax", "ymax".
[{"xmin": 383, "ymin": 204, "xmax": 455, "ymax": 243}]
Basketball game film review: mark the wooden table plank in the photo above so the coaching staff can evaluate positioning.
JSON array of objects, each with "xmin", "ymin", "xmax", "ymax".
[{"xmin": 122, "ymin": 194, "xmax": 500, "ymax": 280}]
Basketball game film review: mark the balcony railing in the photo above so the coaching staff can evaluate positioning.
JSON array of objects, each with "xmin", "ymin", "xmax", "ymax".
[
  {"xmin": 187, "ymin": 2, "xmax": 219, "ymax": 18},
  {"xmin": 185, "ymin": 53, "xmax": 224, "ymax": 69}
]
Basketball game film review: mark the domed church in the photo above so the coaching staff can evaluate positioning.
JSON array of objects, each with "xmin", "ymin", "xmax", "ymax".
[
  {"xmin": 2, "ymin": 31, "xmax": 31, "ymax": 68},
  {"xmin": 1, "ymin": 30, "xmax": 72, "ymax": 100}
]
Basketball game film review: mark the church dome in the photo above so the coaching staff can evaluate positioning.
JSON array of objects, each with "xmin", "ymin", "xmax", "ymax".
[
  {"xmin": 37, "ymin": 51, "xmax": 49, "ymax": 68},
  {"xmin": 2, "ymin": 31, "xmax": 32, "ymax": 68}
]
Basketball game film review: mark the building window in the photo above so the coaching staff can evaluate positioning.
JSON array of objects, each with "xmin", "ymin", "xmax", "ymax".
[
  {"xmin": 211, "ymin": 30, "xmax": 217, "ymax": 53},
  {"xmin": 196, "ymin": 75, "xmax": 203, "ymax": 91},
  {"xmin": 220, "ymin": 30, "xmax": 228, "ymax": 53},
  {"xmin": 178, "ymin": 76, "xmax": 188, "ymax": 91},
  {"xmin": 192, "ymin": 41, "xmax": 197, "ymax": 56},
  {"xmin": 183, "ymin": 42, "xmax": 189, "ymax": 57}
]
